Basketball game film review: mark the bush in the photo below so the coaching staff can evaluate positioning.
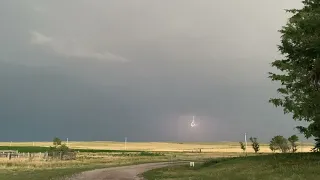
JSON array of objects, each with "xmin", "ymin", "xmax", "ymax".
[
  {"xmin": 48, "ymin": 144, "xmax": 75, "ymax": 160},
  {"xmin": 239, "ymin": 142, "xmax": 246, "ymax": 152},
  {"xmin": 249, "ymin": 137, "xmax": 260, "ymax": 153},
  {"xmin": 270, "ymin": 135, "xmax": 290, "ymax": 153},
  {"xmin": 311, "ymin": 138, "xmax": 320, "ymax": 152},
  {"xmin": 53, "ymin": 137, "xmax": 62, "ymax": 146},
  {"xmin": 288, "ymin": 135, "xmax": 299, "ymax": 153}
]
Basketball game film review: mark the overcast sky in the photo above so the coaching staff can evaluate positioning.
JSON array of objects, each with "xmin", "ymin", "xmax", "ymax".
[{"xmin": 0, "ymin": 0, "xmax": 309, "ymax": 142}]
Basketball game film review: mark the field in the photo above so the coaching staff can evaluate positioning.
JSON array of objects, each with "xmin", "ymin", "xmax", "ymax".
[
  {"xmin": 143, "ymin": 153, "xmax": 320, "ymax": 180},
  {"xmin": 0, "ymin": 141, "xmax": 315, "ymax": 180},
  {"xmin": 0, "ymin": 141, "xmax": 314, "ymax": 153}
]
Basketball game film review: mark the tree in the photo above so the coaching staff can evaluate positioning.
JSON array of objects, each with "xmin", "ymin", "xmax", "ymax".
[
  {"xmin": 239, "ymin": 142, "xmax": 246, "ymax": 152},
  {"xmin": 311, "ymin": 138, "xmax": 320, "ymax": 152},
  {"xmin": 249, "ymin": 137, "xmax": 260, "ymax": 153},
  {"xmin": 268, "ymin": 0, "xmax": 320, "ymax": 150},
  {"xmin": 53, "ymin": 137, "xmax": 62, "ymax": 146},
  {"xmin": 269, "ymin": 135, "xmax": 290, "ymax": 153},
  {"xmin": 288, "ymin": 135, "xmax": 299, "ymax": 152},
  {"xmin": 269, "ymin": 143, "xmax": 276, "ymax": 153}
]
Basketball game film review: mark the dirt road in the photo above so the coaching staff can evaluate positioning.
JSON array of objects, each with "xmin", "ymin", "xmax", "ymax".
[{"xmin": 66, "ymin": 162, "xmax": 180, "ymax": 180}]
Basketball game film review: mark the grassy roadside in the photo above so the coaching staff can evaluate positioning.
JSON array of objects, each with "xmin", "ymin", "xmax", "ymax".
[
  {"xmin": 143, "ymin": 153, "xmax": 320, "ymax": 180},
  {"xmin": 0, "ymin": 150, "xmax": 173, "ymax": 180},
  {"xmin": 0, "ymin": 158, "xmax": 171, "ymax": 180},
  {"xmin": 0, "ymin": 160, "xmax": 169, "ymax": 180}
]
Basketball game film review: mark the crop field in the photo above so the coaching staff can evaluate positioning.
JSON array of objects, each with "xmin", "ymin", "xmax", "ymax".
[{"xmin": 0, "ymin": 141, "xmax": 314, "ymax": 153}]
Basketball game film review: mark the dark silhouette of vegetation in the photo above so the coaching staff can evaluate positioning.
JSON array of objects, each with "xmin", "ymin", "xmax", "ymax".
[
  {"xmin": 269, "ymin": 135, "xmax": 290, "ymax": 153},
  {"xmin": 53, "ymin": 137, "xmax": 62, "ymax": 146},
  {"xmin": 288, "ymin": 135, "xmax": 299, "ymax": 152},
  {"xmin": 311, "ymin": 138, "xmax": 320, "ymax": 152},
  {"xmin": 268, "ymin": 0, "xmax": 320, "ymax": 151},
  {"xmin": 249, "ymin": 137, "xmax": 260, "ymax": 153},
  {"xmin": 49, "ymin": 137, "xmax": 75, "ymax": 160},
  {"xmin": 239, "ymin": 142, "xmax": 246, "ymax": 152}
]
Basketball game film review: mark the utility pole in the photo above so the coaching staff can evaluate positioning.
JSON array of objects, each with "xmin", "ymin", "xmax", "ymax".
[
  {"xmin": 125, "ymin": 137, "xmax": 127, "ymax": 150},
  {"xmin": 245, "ymin": 133, "xmax": 248, "ymax": 156}
]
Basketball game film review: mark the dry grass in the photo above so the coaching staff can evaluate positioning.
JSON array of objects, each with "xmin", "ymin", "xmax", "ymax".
[
  {"xmin": 0, "ymin": 141, "xmax": 314, "ymax": 153},
  {"xmin": 0, "ymin": 152, "xmax": 170, "ymax": 170}
]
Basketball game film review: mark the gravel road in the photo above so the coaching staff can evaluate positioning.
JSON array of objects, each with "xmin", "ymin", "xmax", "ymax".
[{"xmin": 66, "ymin": 162, "xmax": 181, "ymax": 180}]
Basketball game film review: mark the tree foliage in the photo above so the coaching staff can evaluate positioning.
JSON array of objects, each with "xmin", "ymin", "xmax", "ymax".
[
  {"xmin": 288, "ymin": 135, "xmax": 299, "ymax": 152},
  {"xmin": 268, "ymin": 0, "xmax": 320, "ymax": 147},
  {"xmin": 269, "ymin": 135, "xmax": 290, "ymax": 153},
  {"xmin": 249, "ymin": 137, "xmax": 260, "ymax": 153},
  {"xmin": 53, "ymin": 137, "xmax": 62, "ymax": 146},
  {"xmin": 239, "ymin": 142, "xmax": 246, "ymax": 152},
  {"xmin": 311, "ymin": 138, "xmax": 320, "ymax": 152}
]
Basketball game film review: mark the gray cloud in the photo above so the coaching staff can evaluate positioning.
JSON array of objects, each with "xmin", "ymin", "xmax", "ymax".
[
  {"xmin": 29, "ymin": 31, "xmax": 128, "ymax": 62},
  {"xmin": 0, "ymin": 0, "xmax": 309, "ymax": 142}
]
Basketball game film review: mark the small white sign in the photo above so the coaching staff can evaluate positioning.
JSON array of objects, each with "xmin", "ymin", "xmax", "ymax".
[{"xmin": 189, "ymin": 162, "xmax": 195, "ymax": 167}]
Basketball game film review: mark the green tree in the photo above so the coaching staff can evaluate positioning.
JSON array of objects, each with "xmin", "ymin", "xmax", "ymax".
[
  {"xmin": 269, "ymin": 143, "xmax": 276, "ymax": 153},
  {"xmin": 268, "ymin": 0, "xmax": 320, "ymax": 150},
  {"xmin": 249, "ymin": 137, "xmax": 260, "ymax": 153},
  {"xmin": 288, "ymin": 135, "xmax": 299, "ymax": 152},
  {"xmin": 239, "ymin": 142, "xmax": 246, "ymax": 152},
  {"xmin": 311, "ymin": 138, "xmax": 320, "ymax": 152},
  {"xmin": 53, "ymin": 137, "xmax": 62, "ymax": 146},
  {"xmin": 270, "ymin": 135, "xmax": 290, "ymax": 153}
]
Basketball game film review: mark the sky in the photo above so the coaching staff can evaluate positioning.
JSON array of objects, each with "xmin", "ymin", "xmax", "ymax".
[{"xmin": 0, "ymin": 0, "xmax": 309, "ymax": 142}]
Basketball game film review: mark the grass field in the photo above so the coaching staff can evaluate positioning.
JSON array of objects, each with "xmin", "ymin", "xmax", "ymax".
[
  {"xmin": 0, "ymin": 141, "xmax": 314, "ymax": 153},
  {"xmin": 0, "ymin": 151, "xmax": 172, "ymax": 180},
  {"xmin": 143, "ymin": 153, "xmax": 320, "ymax": 180}
]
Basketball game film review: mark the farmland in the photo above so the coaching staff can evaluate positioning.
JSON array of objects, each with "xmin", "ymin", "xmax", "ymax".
[{"xmin": 0, "ymin": 141, "xmax": 315, "ymax": 180}]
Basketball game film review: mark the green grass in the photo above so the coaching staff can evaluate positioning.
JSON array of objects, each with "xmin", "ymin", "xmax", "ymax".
[
  {"xmin": 0, "ymin": 146, "xmax": 143, "ymax": 153},
  {"xmin": 143, "ymin": 153, "xmax": 320, "ymax": 180}
]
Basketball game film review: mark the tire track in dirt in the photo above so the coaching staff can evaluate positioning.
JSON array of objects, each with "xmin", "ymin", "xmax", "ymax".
[{"xmin": 66, "ymin": 162, "xmax": 182, "ymax": 180}]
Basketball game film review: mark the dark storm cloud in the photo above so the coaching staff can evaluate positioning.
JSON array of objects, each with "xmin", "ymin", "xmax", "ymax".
[{"xmin": 0, "ymin": 0, "xmax": 308, "ymax": 142}]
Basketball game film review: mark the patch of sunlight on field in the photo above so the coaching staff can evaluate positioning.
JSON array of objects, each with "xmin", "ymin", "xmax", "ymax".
[{"xmin": 0, "ymin": 141, "xmax": 314, "ymax": 153}]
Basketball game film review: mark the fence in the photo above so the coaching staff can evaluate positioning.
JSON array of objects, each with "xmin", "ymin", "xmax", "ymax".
[{"xmin": 0, "ymin": 151, "xmax": 76, "ymax": 160}]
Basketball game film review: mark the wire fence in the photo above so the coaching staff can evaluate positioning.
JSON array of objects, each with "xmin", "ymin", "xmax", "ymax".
[{"xmin": 0, "ymin": 151, "xmax": 76, "ymax": 160}]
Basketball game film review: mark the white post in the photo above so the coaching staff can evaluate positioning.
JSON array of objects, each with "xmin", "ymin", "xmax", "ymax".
[
  {"xmin": 10, "ymin": 141, "xmax": 12, "ymax": 147},
  {"xmin": 125, "ymin": 137, "xmax": 127, "ymax": 150},
  {"xmin": 67, "ymin": 138, "xmax": 69, "ymax": 146},
  {"xmin": 244, "ymin": 133, "xmax": 247, "ymax": 156}
]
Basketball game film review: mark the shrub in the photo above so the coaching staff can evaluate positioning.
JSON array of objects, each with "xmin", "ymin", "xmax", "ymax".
[
  {"xmin": 270, "ymin": 135, "xmax": 290, "ymax": 153},
  {"xmin": 288, "ymin": 135, "xmax": 299, "ymax": 153},
  {"xmin": 249, "ymin": 137, "xmax": 260, "ymax": 153},
  {"xmin": 239, "ymin": 142, "xmax": 246, "ymax": 152}
]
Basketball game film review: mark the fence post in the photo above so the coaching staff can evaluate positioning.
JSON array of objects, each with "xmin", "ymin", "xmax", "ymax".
[
  {"xmin": 60, "ymin": 152, "xmax": 62, "ymax": 160},
  {"xmin": 8, "ymin": 153, "xmax": 11, "ymax": 160},
  {"xmin": 45, "ymin": 152, "xmax": 48, "ymax": 160}
]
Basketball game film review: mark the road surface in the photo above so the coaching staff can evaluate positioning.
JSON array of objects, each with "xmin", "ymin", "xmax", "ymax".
[{"xmin": 66, "ymin": 162, "xmax": 181, "ymax": 180}]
